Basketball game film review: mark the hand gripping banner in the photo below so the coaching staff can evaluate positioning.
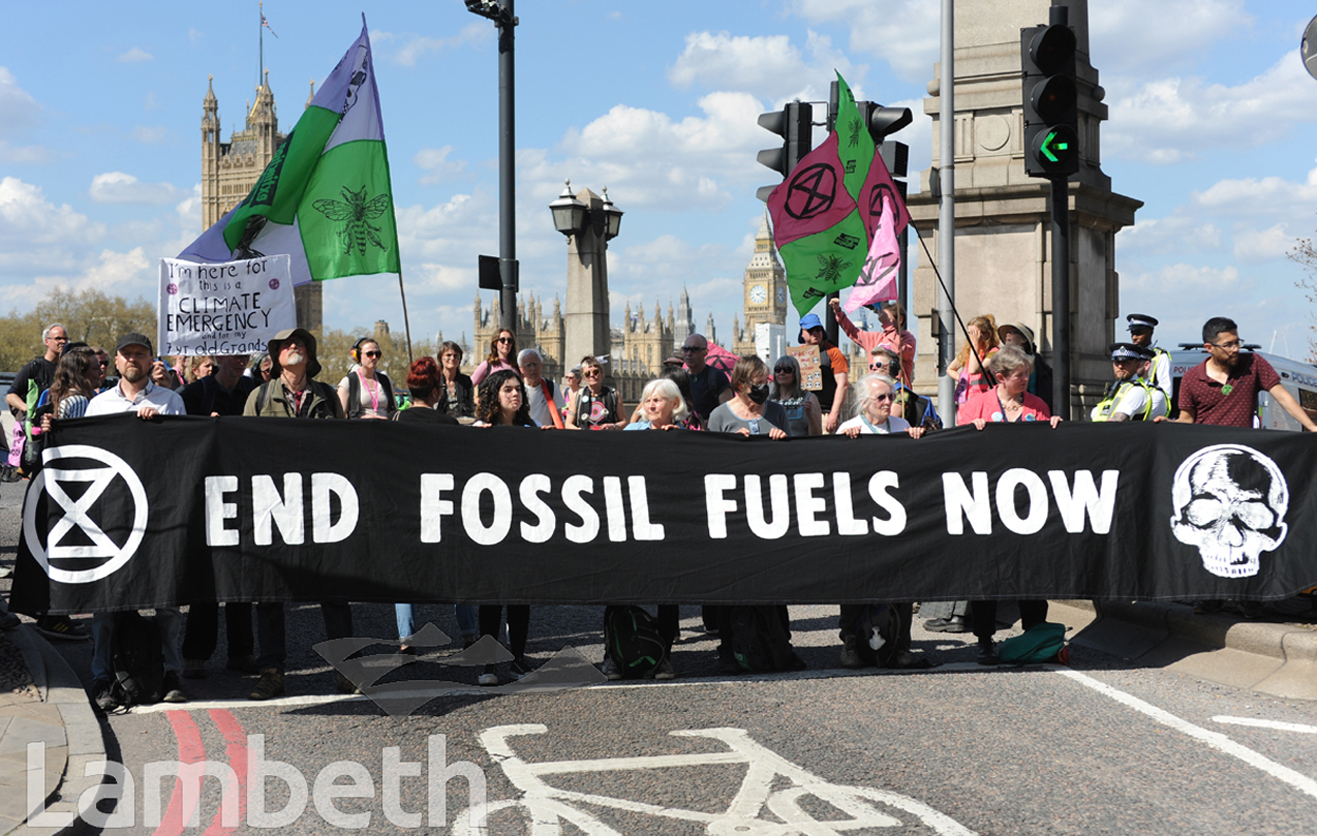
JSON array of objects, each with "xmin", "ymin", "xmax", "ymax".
[{"xmin": 12, "ymin": 416, "xmax": 1317, "ymax": 614}]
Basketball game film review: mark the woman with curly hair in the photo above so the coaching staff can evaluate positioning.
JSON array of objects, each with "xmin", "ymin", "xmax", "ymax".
[
  {"xmin": 471, "ymin": 368, "xmax": 535, "ymax": 684},
  {"xmin": 948, "ymin": 314, "xmax": 999, "ymax": 404}
]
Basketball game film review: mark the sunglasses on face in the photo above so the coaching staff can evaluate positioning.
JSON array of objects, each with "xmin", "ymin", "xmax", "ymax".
[
  {"xmin": 497, "ymin": 337, "xmax": 513, "ymax": 344},
  {"xmin": 871, "ymin": 393, "xmax": 894, "ymax": 402},
  {"xmin": 363, "ymin": 350, "xmax": 382, "ymax": 358},
  {"xmin": 868, "ymin": 363, "xmax": 887, "ymax": 371},
  {"xmin": 584, "ymin": 370, "xmax": 601, "ymax": 378},
  {"xmin": 774, "ymin": 367, "xmax": 793, "ymax": 374},
  {"xmin": 681, "ymin": 346, "xmax": 705, "ymax": 353}
]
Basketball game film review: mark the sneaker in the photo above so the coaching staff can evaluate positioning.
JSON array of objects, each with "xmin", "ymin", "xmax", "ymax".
[
  {"xmin": 508, "ymin": 657, "xmax": 533, "ymax": 680},
  {"xmin": 335, "ymin": 673, "xmax": 362, "ymax": 695},
  {"xmin": 226, "ymin": 654, "xmax": 260, "ymax": 674},
  {"xmin": 0, "ymin": 566, "xmax": 12, "ymax": 579},
  {"xmin": 0, "ymin": 465, "xmax": 21, "ymax": 483},
  {"xmin": 161, "ymin": 671, "xmax": 189, "ymax": 703},
  {"xmin": 924, "ymin": 616, "xmax": 970, "ymax": 633},
  {"xmin": 478, "ymin": 663, "xmax": 500, "ymax": 686},
  {"xmin": 839, "ymin": 634, "xmax": 865, "ymax": 669},
  {"xmin": 92, "ymin": 679, "xmax": 116, "ymax": 712},
  {"xmin": 600, "ymin": 656, "xmax": 623, "ymax": 681},
  {"xmin": 249, "ymin": 668, "xmax": 285, "ymax": 700},
  {"xmin": 182, "ymin": 659, "xmax": 206, "ymax": 679},
  {"xmin": 653, "ymin": 658, "xmax": 676, "ymax": 680},
  {"xmin": 35, "ymin": 615, "xmax": 90, "ymax": 641},
  {"xmin": 976, "ymin": 638, "xmax": 999, "ymax": 666}
]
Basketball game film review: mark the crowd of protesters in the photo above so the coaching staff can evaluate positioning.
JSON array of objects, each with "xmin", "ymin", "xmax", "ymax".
[{"xmin": 5, "ymin": 308, "xmax": 1311, "ymax": 708}]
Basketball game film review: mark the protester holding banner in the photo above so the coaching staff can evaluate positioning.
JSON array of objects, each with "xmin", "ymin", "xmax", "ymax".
[
  {"xmin": 178, "ymin": 354, "xmax": 258, "ymax": 678},
  {"xmin": 338, "ymin": 338, "xmax": 397, "ymax": 420},
  {"xmin": 709, "ymin": 355, "xmax": 791, "ymax": 439},
  {"xmin": 472, "ymin": 368, "xmax": 536, "ymax": 684},
  {"xmin": 243, "ymin": 328, "xmax": 357, "ymax": 699},
  {"xmin": 471, "ymin": 329, "xmax": 518, "ymax": 388},
  {"xmin": 828, "ymin": 298, "xmax": 915, "ymax": 387},
  {"xmin": 949, "ymin": 315, "xmax": 1000, "ymax": 404},
  {"xmin": 566, "ymin": 356, "xmax": 627, "ymax": 430},
  {"xmin": 798, "ymin": 314, "xmax": 849, "ymax": 434},
  {"xmin": 83, "ymin": 333, "xmax": 189, "ymax": 708},
  {"xmin": 438, "ymin": 341, "xmax": 475, "ymax": 420},
  {"xmin": 955, "ymin": 346, "xmax": 1059, "ymax": 664},
  {"xmin": 520, "ymin": 349, "xmax": 565, "ymax": 429},
  {"xmin": 769, "ymin": 354, "xmax": 823, "ymax": 437},
  {"xmin": 393, "ymin": 357, "xmax": 461, "ymax": 652},
  {"xmin": 869, "ymin": 347, "xmax": 941, "ymax": 432}
]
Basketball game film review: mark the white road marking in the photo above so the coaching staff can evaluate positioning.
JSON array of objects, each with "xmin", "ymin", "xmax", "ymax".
[
  {"xmin": 1055, "ymin": 668, "xmax": 1317, "ymax": 801},
  {"xmin": 129, "ymin": 693, "xmax": 364, "ymax": 713},
  {"xmin": 1213, "ymin": 716, "xmax": 1317, "ymax": 735}
]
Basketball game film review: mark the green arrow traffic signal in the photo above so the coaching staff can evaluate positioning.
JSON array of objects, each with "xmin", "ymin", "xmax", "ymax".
[{"xmin": 1032, "ymin": 125, "xmax": 1079, "ymax": 171}]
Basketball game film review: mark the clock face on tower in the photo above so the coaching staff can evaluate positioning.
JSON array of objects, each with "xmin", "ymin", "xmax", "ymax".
[
  {"xmin": 776, "ymin": 286, "xmax": 787, "ymax": 304},
  {"xmin": 749, "ymin": 284, "xmax": 767, "ymax": 304}
]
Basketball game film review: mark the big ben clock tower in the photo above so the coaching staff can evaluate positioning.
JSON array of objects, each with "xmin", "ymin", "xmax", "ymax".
[{"xmin": 732, "ymin": 211, "xmax": 788, "ymax": 355}]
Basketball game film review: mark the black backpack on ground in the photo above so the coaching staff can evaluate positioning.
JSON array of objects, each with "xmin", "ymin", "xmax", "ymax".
[
  {"xmin": 849, "ymin": 604, "xmax": 901, "ymax": 667},
  {"xmin": 728, "ymin": 605, "xmax": 804, "ymax": 673},
  {"xmin": 110, "ymin": 611, "xmax": 165, "ymax": 707},
  {"xmin": 603, "ymin": 605, "xmax": 667, "ymax": 679}
]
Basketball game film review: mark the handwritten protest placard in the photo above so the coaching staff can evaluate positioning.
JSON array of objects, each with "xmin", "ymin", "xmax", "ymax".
[
  {"xmin": 158, "ymin": 255, "xmax": 295, "ymax": 356},
  {"xmin": 789, "ymin": 344, "xmax": 822, "ymax": 391}
]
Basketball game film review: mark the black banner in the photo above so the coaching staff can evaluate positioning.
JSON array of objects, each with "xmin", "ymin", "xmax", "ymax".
[{"xmin": 12, "ymin": 415, "xmax": 1317, "ymax": 614}]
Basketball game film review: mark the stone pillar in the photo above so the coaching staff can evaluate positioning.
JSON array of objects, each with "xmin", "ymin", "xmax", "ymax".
[
  {"xmin": 564, "ymin": 187, "xmax": 612, "ymax": 371},
  {"xmin": 907, "ymin": 0, "xmax": 1142, "ymax": 415}
]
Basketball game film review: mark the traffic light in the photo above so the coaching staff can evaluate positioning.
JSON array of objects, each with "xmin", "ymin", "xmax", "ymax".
[
  {"xmin": 858, "ymin": 102, "xmax": 913, "ymax": 146},
  {"xmin": 755, "ymin": 101, "xmax": 812, "ymax": 201},
  {"xmin": 1021, "ymin": 12, "xmax": 1078, "ymax": 177}
]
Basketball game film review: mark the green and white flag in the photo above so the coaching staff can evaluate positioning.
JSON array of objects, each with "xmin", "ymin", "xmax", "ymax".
[{"xmin": 179, "ymin": 18, "xmax": 399, "ymax": 286}]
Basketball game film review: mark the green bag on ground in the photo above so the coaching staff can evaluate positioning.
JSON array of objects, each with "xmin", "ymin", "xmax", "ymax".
[{"xmin": 998, "ymin": 622, "xmax": 1068, "ymax": 665}]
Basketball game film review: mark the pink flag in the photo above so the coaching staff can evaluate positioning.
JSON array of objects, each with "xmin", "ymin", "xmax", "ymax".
[
  {"xmin": 766, "ymin": 131, "xmax": 859, "ymax": 249},
  {"xmin": 858, "ymin": 148, "xmax": 909, "ymax": 242},
  {"xmin": 843, "ymin": 195, "xmax": 900, "ymax": 313}
]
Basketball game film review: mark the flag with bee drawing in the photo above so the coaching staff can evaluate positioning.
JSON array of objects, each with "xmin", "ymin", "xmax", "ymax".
[{"xmin": 177, "ymin": 17, "xmax": 399, "ymax": 286}]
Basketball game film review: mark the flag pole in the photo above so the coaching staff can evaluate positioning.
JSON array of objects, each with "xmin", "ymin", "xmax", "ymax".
[
  {"xmin": 397, "ymin": 271, "xmax": 414, "ymax": 364},
  {"xmin": 259, "ymin": 1, "xmax": 263, "ymax": 89}
]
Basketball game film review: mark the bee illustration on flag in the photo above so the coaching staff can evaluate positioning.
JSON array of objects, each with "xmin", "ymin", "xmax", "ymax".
[{"xmin": 312, "ymin": 185, "xmax": 393, "ymax": 255}]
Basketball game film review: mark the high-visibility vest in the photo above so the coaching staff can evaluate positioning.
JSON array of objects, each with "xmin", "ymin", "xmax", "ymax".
[{"xmin": 1091, "ymin": 378, "xmax": 1157, "ymax": 422}]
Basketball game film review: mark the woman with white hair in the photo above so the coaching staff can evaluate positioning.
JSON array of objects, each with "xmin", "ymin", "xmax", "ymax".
[{"xmin": 838, "ymin": 374, "xmax": 925, "ymax": 438}]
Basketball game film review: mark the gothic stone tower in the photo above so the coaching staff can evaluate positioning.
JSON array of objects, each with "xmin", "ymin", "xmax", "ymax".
[
  {"xmin": 201, "ymin": 72, "xmax": 323, "ymax": 332},
  {"xmin": 732, "ymin": 211, "xmax": 788, "ymax": 356},
  {"xmin": 906, "ymin": 0, "xmax": 1141, "ymax": 413}
]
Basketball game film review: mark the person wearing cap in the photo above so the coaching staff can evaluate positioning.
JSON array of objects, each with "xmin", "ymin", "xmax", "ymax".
[
  {"xmin": 798, "ymin": 313, "xmax": 850, "ymax": 433},
  {"xmin": 83, "ymin": 332, "xmax": 189, "ymax": 709},
  {"xmin": 1092, "ymin": 343, "xmax": 1167, "ymax": 422},
  {"xmin": 997, "ymin": 321, "xmax": 1053, "ymax": 401},
  {"xmin": 1126, "ymin": 314, "xmax": 1173, "ymax": 405},
  {"xmin": 243, "ymin": 328, "xmax": 356, "ymax": 700}
]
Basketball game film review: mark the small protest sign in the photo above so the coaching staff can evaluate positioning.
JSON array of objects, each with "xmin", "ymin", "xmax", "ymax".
[
  {"xmin": 789, "ymin": 344, "xmax": 822, "ymax": 391},
  {"xmin": 159, "ymin": 255, "xmax": 295, "ymax": 356}
]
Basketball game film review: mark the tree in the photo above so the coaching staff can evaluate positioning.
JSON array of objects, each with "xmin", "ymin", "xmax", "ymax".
[{"xmin": 0, "ymin": 288, "xmax": 156, "ymax": 372}]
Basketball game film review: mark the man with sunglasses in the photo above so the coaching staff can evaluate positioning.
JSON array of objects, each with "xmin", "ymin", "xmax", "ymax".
[
  {"xmin": 680, "ymin": 334, "xmax": 732, "ymax": 423},
  {"xmin": 1162, "ymin": 316, "xmax": 1317, "ymax": 430}
]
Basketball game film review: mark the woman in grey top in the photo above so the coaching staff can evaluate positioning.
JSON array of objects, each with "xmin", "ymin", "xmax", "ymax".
[{"xmin": 707, "ymin": 354, "xmax": 791, "ymax": 438}]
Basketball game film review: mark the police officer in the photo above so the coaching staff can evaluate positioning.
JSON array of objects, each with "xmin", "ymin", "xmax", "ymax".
[
  {"xmin": 1126, "ymin": 314, "xmax": 1172, "ymax": 405},
  {"xmin": 1092, "ymin": 342, "xmax": 1168, "ymax": 422}
]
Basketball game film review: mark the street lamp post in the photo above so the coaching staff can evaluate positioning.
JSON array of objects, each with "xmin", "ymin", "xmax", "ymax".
[
  {"xmin": 466, "ymin": 0, "xmax": 518, "ymax": 332},
  {"xmin": 549, "ymin": 181, "xmax": 623, "ymax": 371}
]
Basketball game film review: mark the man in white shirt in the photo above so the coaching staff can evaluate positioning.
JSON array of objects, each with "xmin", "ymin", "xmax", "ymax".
[
  {"xmin": 85, "ymin": 333, "xmax": 187, "ymax": 709},
  {"xmin": 1126, "ymin": 313, "xmax": 1173, "ymax": 406},
  {"xmin": 519, "ymin": 348, "xmax": 564, "ymax": 428}
]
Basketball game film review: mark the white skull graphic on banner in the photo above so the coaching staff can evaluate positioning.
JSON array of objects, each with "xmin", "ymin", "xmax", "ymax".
[{"xmin": 1170, "ymin": 444, "xmax": 1288, "ymax": 578}]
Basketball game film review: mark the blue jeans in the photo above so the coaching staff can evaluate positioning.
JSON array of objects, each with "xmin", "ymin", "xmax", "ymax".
[
  {"xmin": 395, "ymin": 603, "xmax": 480, "ymax": 642},
  {"xmin": 91, "ymin": 608, "xmax": 185, "ymax": 682}
]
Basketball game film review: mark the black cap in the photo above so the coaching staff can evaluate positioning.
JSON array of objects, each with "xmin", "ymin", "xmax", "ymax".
[
  {"xmin": 115, "ymin": 333, "xmax": 153, "ymax": 355},
  {"xmin": 1110, "ymin": 342, "xmax": 1153, "ymax": 361},
  {"xmin": 1126, "ymin": 313, "xmax": 1158, "ymax": 332}
]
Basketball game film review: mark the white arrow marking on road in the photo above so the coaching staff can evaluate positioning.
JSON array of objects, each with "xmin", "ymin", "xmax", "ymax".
[{"xmin": 1056, "ymin": 668, "xmax": 1317, "ymax": 801}]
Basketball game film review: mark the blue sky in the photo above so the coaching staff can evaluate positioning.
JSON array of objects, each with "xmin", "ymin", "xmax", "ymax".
[{"xmin": 3, "ymin": 1, "xmax": 1317, "ymax": 357}]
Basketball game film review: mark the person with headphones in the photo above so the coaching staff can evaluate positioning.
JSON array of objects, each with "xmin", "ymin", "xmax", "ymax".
[{"xmin": 337, "ymin": 337, "xmax": 397, "ymax": 419}]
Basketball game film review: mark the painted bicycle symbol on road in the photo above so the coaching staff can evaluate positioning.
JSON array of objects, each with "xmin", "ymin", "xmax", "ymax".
[{"xmin": 455, "ymin": 724, "xmax": 975, "ymax": 835}]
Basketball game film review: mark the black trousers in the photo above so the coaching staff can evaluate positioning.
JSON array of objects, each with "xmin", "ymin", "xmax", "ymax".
[
  {"xmin": 181, "ymin": 602, "xmax": 254, "ymax": 662},
  {"xmin": 479, "ymin": 605, "xmax": 530, "ymax": 659},
  {"xmin": 255, "ymin": 601, "xmax": 354, "ymax": 672},
  {"xmin": 972, "ymin": 600, "xmax": 1048, "ymax": 640}
]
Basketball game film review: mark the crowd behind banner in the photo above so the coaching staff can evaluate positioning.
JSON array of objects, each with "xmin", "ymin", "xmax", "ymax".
[{"xmin": 6, "ymin": 311, "xmax": 1316, "ymax": 707}]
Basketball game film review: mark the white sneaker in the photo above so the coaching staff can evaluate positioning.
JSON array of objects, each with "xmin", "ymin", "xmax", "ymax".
[
  {"xmin": 478, "ymin": 664, "xmax": 500, "ymax": 686},
  {"xmin": 653, "ymin": 659, "xmax": 676, "ymax": 680},
  {"xmin": 601, "ymin": 657, "xmax": 623, "ymax": 681}
]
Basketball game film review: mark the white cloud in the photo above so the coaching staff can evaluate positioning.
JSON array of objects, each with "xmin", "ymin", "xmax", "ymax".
[
  {"xmin": 88, "ymin": 172, "xmax": 185, "ymax": 205},
  {"xmin": 789, "ymin": 0, "xmax": 939, "ymax": 83},
  {"xmin": 0, "ymin": 141, "xmax": 54, "ymax": 164},
  {"xmin": 131, "ymin": 125, "xmax": 169, "ymax": 144},
  {"xmin": 415, "ymin": 146, "xmax": 468, "ymax": 184},
  {"xmin": 1089, "ymin": 0, "xmax": 1251, "ymax": 75},
  {"xmin": 0, "ymin": 177, "xmax": 103, "ymax": 249},
  {"xmin": 381, "ymin": 24, "xmax": 491, "ymax": 67},
  {"xmin": 1105, "ymin": 51, "xmax": 1317, "ymax": 163},
  {"xmin": 1119, "ymin": 216, "xmax": 1223, "ymax": 256},
  {"xmin": 0, "ymin": 67, "xmax": 40, "ymax": 137},
  {"xmin": 667, "ymin": 30, "xmax": 859, "ymax": 104},
  {"xmin": 118, "ymin": 47, "xmax": 153, "ymax": 63},
  {"xmin": 1191, "ymin": 160, "xmax": 1317, "ymax": 218},
  {"xmin": 1124, "ymin": 262, "xmax": 1242, "ymax": 294},
  {"xmin": 1234, "ymin": 223, "xmax": 1296, "ymax": 262}
]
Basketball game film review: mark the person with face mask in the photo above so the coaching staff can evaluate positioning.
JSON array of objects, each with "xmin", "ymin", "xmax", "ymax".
[{"xmin": 706, "ymin": 354, "xmax": 791, "ymax": 439}]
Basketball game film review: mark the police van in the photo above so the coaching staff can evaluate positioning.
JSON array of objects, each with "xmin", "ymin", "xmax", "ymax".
[{"xmin": 1167, "ymin": 346, "xmax": 1317, "ymax": 432}]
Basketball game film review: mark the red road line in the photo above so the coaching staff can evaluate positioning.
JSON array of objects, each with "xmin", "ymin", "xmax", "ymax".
[
  {"xmin": 202, "ymin": 710, "xmax": 249, "ymax": 836},
  {"xmin": 153, "ymin": 710, "xmax": 206, "ymax": 836}
]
